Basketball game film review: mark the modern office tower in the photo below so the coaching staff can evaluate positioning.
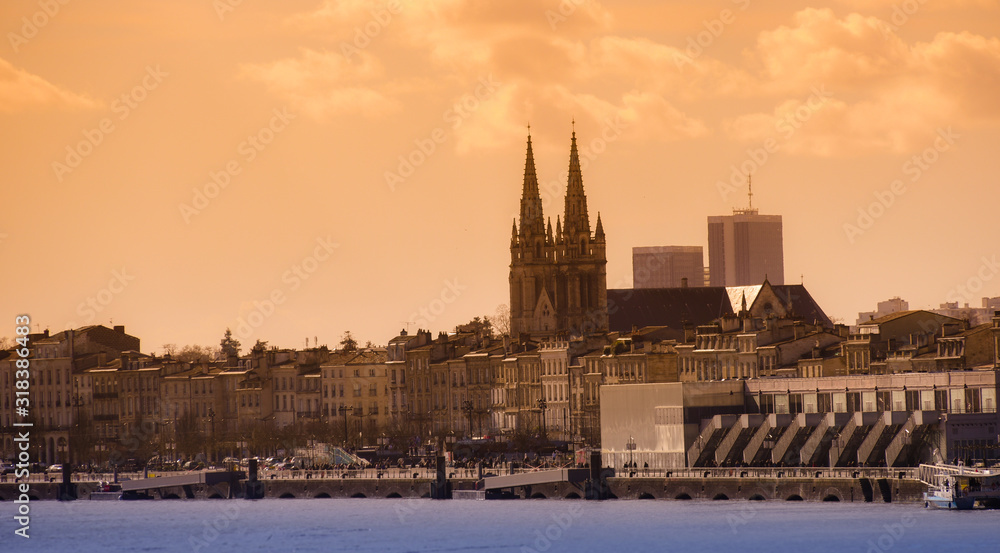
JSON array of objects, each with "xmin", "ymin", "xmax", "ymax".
[{"xmin": 708, "ymin": 178, "xmax": 784, "ymax": 286}]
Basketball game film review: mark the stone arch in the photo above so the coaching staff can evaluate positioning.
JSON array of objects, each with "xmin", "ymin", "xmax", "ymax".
[
  {"xmin": 529, "ymin": 492, "xmax": 546, "ymax": 499},
  {"xmin": 638, "ymin": 492, "xmax": 655, "ymax": 500},
  {"xmin": 786, "ymin": 494, "xmax": 804, "ymax": 501},
  {"xmin": 162, "ymin": 493, "xmax": 181, "ymax": 499},
  {"xmin": 350, "ymin": 492, "xmax": 367, "ymax": 498},
  {"xmin": 279, "ymin": 492, "xmax": 296, "ymax": 499},
  {"xmin": 712, "ymin": 493, "xmax": 729, "ymax": 500},
  {"xmin": 564, "ymin": 492, "xmax": 581, "ymax": 499},
  {"xmin": 822, "ymin": 494, "xmax": 841, "ymax": 502},
  {"xmin": 674, "ymin": 493, "xmax": 692, "ymax": 500},
  {"xmin": 385, "ymin": 492, "xmax": 402, "ymax": 498},
  {"xmin": 314, "ymin": 492, "xmax": 332, "ymax": 498},
  {"xmin": 748, "ymin": 494, "xmax": 766, "ymax": 501},
  {"xmin": 207, "ymin": 493, "xmax": 224, "ymax": 499}
]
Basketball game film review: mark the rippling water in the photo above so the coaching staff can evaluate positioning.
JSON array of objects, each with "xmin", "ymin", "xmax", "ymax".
[{"xmin": 8, "ymin": 498, "xmax": 1000, "ymax": 552}]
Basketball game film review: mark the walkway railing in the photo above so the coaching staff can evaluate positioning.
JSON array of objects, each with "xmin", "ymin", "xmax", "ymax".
[{"xmin": 1, "ymin": 465, "xmax": 923, "ymax": 484}]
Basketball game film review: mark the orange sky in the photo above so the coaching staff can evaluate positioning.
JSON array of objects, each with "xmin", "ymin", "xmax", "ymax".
[{"xmin": 3, "ymin": 0, "xmax": 999, "ymax": 352}]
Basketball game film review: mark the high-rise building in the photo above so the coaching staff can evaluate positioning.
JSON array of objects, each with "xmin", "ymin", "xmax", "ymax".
[
  {"xmin": 509, "ymin": 128, "xmax": 608, "ymax": 338},
  {"xmin": 708, "ymin": 179, "xmax": 783, "ymax": 286},
  {"xmin": 632, "ymin": 246, "xmax": 704, "ymax": 288}
]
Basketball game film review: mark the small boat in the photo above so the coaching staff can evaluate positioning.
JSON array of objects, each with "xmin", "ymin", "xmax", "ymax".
[{"xmin": 920, "ymin": 464, "xmax": 1000, "ymax": 510}]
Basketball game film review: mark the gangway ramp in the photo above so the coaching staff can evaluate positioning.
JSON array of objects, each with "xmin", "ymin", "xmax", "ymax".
[
  {"xmin": 481, "ymin": 468, "xmax": 590, "ymax": 491},
  {"xmin": 120, "ymin": 470, "xmax": 241, "ymax": 492}
]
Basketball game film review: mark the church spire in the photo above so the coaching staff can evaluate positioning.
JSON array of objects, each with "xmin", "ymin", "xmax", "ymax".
[
  {"xmin": 594, "ymin": 212, "xmax": 605, "ymax": 242},
  {"xmin": 563, "ymin": 123, "xmax": 590, "ymax": 240},
  {"xmin": 519, "ymin": 130, "xmax": 545, "ymax": 238}
]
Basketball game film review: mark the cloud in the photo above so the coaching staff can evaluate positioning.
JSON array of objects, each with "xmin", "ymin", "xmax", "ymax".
[
  {"xmin": 723, "ymin": 9, "xmax": 1000, "ymax": 155},
  {"xmin": 240, "ymin": 49, "xmax": 400, "ymax": 119},
  {"xmin": 0, "ymin": 57, "xmax": 101, "ymax": 113}
]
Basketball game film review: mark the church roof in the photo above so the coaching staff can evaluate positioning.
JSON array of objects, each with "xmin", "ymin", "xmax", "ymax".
[
  {"xmin": 607, "ymin": 288, "xmax": 734, "ymax": 333},
  {"xmin": 607, "ymin": 283, "xmax": 833, "ymax": 333}
]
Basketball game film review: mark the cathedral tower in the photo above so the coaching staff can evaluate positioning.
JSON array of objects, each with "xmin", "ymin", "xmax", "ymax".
[{"xmin": 509, "ymin": 127, "xmax": 608, "ymax": 339}]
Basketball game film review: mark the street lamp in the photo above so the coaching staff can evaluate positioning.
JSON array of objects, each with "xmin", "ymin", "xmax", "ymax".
[
  {"xmin": 338, "ymin": 405, "xmax": 354, "ymax": 449},
  {"xmin": 462, "ymin": 399, "xmax": 475, "ymax": 438},
  {"xmin": 537, "ymin": 398, "xmax": 547, "ymax": 440},
  {"xmin": 626, "ymin": 435, "xmax": 636, "ymax": 472},
  {"xmin": 208, "ymin": 408, "xmax": 216, "ymax": 466}
]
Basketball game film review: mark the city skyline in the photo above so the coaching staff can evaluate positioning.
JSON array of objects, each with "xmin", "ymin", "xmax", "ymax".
[{"xmin": 3, "ymin": 1, "xmax": 1000, "ymax": 352}]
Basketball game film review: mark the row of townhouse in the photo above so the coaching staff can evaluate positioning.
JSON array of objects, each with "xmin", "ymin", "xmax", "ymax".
[{"xmin": 5, "ymin": 309, "xmax": 997, "ymax": 466}]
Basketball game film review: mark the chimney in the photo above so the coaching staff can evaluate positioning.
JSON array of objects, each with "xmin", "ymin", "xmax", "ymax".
[
  {"xmin": 681, "ymin": 277, "xmax": 688, "ymax": 288},
  {"xmin": 683, "ymin": 322, "xmax": 695, "ymax": 344},
  {"xmin": 114, "ymin": 325, "xmax": 125, "ymax": 334}
]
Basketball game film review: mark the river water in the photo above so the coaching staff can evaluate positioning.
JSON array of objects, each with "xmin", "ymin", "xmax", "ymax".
[{"xmin": 6, "ymin": 498, "xmax": 999, "ymax": 552}]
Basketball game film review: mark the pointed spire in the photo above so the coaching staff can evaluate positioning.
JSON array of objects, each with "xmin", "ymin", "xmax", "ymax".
[
  {"xmin": 555, "ymin": 215, "xmax": 562, "ymax": 242},
  {"xmin": 594, "ymin": 212, "xmax": 605, "ymax": 242},
  {"xmin": 546, "ymin": 217, "xmax": 554, "ymax": 244},
  {"xmin": 563, "ymin": 124, "xmax": 590, "ymax": 239},
  {"xmin": 519, "ymin": 130, "xmax": 545, "ymax": 239},
  {"xmin": 741, "ymin": 291, "xmax": 748, "ymax": 313},
  {"xmin": 511, "ymin": 218, "xmax": 518, "ymax": 242}
]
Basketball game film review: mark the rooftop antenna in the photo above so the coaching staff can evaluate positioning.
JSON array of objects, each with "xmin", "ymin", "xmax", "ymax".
[{"xmin": 747, "ymin": 173, "xmax": 753, "ymax": 210}]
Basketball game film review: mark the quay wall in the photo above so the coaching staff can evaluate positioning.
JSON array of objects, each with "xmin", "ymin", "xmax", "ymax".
[{"xmin": 0, "ymin": 477, "xmax": 927, "ymax": 503}]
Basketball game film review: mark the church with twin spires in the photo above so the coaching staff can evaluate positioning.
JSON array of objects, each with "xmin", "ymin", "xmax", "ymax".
[{"xmin": 509, "ymin": 128, "xmax": 609, "ymax": 339}]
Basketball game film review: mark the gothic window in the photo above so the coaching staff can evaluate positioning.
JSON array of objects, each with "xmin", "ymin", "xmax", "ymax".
[
  {"xmin": 579, "ymin": 239, "xmax": 586, "ymax": 255},
  {"xmin": 536, "ymin": 242, "xmax": 542, "ymax": 258}
]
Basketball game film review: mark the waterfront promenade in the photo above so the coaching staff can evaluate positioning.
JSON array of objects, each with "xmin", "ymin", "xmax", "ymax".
[{"xmin": 0, "ymin": 465, "xmax": 927, "ymax": 503}]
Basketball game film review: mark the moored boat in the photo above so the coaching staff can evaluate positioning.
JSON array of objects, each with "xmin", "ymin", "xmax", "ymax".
[{"xmin": 919, "ymin": 464, "xmax": 1000, "ymax": 510}]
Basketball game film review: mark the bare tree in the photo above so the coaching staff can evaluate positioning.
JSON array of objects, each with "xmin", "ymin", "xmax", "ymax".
[
  {"xmin": 488, "ymin": 303, "xmax": 511, "ymax": 337},
  {"xmin": 175, "ymin": 345, "xmax": 217, "ymax": 363}
]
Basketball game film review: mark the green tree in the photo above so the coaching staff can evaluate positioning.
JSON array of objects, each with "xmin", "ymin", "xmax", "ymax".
[
  {"xmin": 220, "ymin": 328, "xmax": 241, "ymax": 358},
  {"xmin": 340, "ymin": 331, "xmax": 358, "ymax": 353}
]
